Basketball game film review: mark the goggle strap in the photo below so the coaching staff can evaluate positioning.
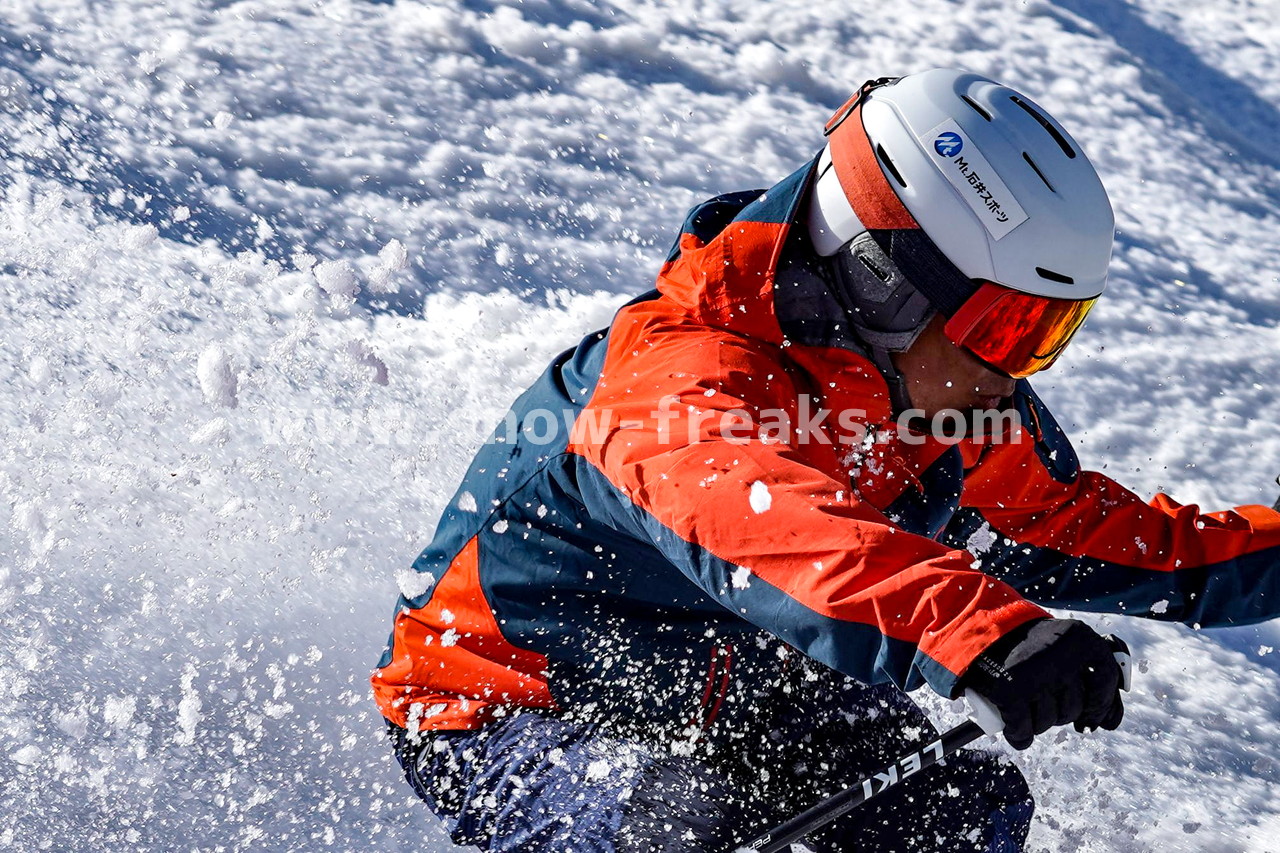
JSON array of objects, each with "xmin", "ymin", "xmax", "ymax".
[
  {"xmin": 866, "ymin": 229, "xmax": 978, "ymax": 318},
  {"xmin": 824, "ymin": 77, "xmax": 900, "ymax": 137}
]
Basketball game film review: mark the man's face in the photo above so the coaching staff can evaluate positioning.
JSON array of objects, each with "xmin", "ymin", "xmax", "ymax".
[{"xmin": 890, "ymin": 315, "xmax": 1018, "ymax": 418}]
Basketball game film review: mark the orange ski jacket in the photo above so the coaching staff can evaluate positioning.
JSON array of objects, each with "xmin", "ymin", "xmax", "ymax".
[{"xmin": 372, "ymin": 159, "xmax": 1280, "ymax": 735}]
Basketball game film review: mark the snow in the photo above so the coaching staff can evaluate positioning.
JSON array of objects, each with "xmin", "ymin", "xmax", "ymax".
[
  {"xmin": 197, "ymin": 344, "xmax": 239, "ymax": 409},
  {"xmin": 0, "ymin": 0, "xmax": 1278, "ymax": 850},
  {"xmin": 965, "ymin": 520, "xmax": 998, "ymax": 561},
  {"xmin": 314, "ymin": 259, "xmax": 360, "ymax": 301},
  {"xmin": 749, "ymin": 480, "xmax": 773, "ymax": 514},
  {"xmin": 174, "ymin": 664, "xmax": 203, "ymax": 747}
]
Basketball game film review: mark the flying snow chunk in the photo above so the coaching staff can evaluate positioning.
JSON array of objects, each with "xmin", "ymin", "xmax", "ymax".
[
  {"xmin": 749, "ymin": 480, "xmax": 772, "ymax": 514},
  {"xmin": 122, "ymin": 223, "xmax": 158, "ymax": 250},
  {"xmin": 396, "ymin": 569, "xmax": 436, "ymax": 600},
  {"xmin": 965, "ymin": 521, "xmax": 997, "ymax": 557},
  {"xmin": 197, "ymin": 345, "xmax": 238, "ymax": 409},
  {"xmin": 1151, "ymin": 599, "xmax": 1170, "ymax": 615},
  {"xmin": 731, "ymin": 566, "xmax": 752, "ymax": 590},
  {"xmin": 26, "ymin": 355, "xmax": 52, "ymax": 386},
  {"xmin": 136, "ymin": 50, "xmax": 162, "ymax": 74},
  {"xmin": 103, "ymin": 696, "xmax": 137, "ymax": 730},
  {"xmin": 457, "ymin": 491, "xmax": 478, "ymax": 513},
  {"xmin": 264, "ymin": 702, "xmax": 295, "ymax": 720},
  {"xmin": 367, "ymin": 239, "xmax": 410, "ymax": 293},
  {"xmin": 493, "ymin": 243, "xmax": 513, "ymax": 268},
  {"xmin": 175, "ymin": 664, "xmax": 202, "ymax": 746},
  {"xmin": 10, "ymin": 745, "xmax": 41, "ymax": 767},
  {"xmin": 313, "ymin": 259, "xmax": 359, "ymax": 299},
  {"xmin": 380, "ymin": 239, "xmax": 410, "ymax": 271},
  {"xmin": 344, "ymin": 340, "xmax": 389, "ymax": 386}
]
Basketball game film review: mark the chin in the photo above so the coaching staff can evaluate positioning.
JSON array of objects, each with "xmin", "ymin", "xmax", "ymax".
[{"xmin": 903, "ymin": 403, "xmax": 1013, "ymax": 442}]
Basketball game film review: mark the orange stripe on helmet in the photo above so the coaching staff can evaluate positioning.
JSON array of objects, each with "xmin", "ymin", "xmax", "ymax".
[{"xmin": 826, "ymin": 102, "xmax": 920, "ymax": 231}]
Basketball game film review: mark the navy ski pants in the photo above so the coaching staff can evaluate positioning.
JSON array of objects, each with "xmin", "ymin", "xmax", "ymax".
[{"xmin": 388, "ymin": 670, "xmax": 1033, "ymax": 851}]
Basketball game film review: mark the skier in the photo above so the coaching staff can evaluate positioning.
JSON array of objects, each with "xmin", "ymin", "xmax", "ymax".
[{"xmin": 371, "ymin": 69, "xmax": 1280, "ymax": 851}]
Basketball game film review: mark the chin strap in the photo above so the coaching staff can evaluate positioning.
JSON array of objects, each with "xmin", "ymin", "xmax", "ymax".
[{"xmin": 864, "ymin": 343, "xmax": 915, "ymax": 415}]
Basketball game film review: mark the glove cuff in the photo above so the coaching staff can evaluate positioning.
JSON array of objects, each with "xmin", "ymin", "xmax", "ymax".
[{"xmin": 956, "ymin": 616, "xmax": 1049, "ymax": 697}]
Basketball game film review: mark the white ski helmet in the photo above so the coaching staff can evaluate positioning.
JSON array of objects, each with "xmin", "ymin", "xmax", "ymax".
[
  {"xmin": 807, "ymin": 69, "xmax": 1114, "ymax": 376},
  {"xmin": 814, "ymin": 71, "xmax": 1116, "ymax": 376}
]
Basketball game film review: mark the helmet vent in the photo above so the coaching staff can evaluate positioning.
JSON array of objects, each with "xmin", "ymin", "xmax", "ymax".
[
  {"xmin": 1022, "ymin": 153, "xmax": 1055, "ymax": 192},
  {"xmin": 1035, "ymin": 267, "xmax": 1074, "ymax": 284},
  {"xmin": 1010, "ymin": 95, "xmax": 1076, "ymax": 159},
  {"xmin": 858, "ymin": 253, "xmax": 892, "ymax": 283},
  {"xmin": 961, "ymin": 95, "xmax": 992, "ymax": 121},
  {"xmin": 875, "ymin": 144, "xmax": 908, "ymax": 188}
]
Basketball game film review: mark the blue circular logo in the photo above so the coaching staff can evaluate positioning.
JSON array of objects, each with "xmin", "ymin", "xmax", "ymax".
[{"xmin": 934, "ymin": 132, "xmax": 964, "ymax": 157}]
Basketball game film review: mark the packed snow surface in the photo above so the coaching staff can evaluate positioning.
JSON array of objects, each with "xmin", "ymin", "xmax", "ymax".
[{"xmin": 1, "ymin": 0, "xmax": 1279, "ymax": 850}]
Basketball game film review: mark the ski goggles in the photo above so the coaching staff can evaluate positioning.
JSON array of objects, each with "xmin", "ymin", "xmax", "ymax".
[{"xmin": 943, "ymin": 282, "xmax": 1097, "ymax": 378}]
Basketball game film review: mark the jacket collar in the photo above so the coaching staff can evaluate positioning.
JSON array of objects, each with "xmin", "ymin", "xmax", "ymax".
[{"xmin": 656, "ymin": 156, "xmax": 895, "ymax": 426}]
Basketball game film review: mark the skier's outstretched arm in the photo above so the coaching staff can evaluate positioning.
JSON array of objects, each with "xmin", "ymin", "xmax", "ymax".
[{"xmin": 952, "ymin": 384, "xmax": 1280, "ymax": 627}]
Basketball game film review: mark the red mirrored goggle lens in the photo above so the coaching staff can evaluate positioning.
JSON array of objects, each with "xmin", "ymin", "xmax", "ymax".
[{"xmin": 943, "ymin": 282, "xmax": 1097, "ymax": 378}]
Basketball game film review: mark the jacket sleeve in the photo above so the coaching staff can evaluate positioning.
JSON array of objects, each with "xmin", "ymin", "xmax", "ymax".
[
  {"xmin": 567, "ymin": 303, "xmax": 1047, "ymax": 699},
  {"xmin": 951, "ymin": 383, "xmax": 1280, "ymax": 626}
]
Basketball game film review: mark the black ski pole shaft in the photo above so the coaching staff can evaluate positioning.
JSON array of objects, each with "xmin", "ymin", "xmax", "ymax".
[
  {"xmin": 735, "ymin": 639, "xmax": 1131, "ymax": 853},
  {"xmin": 733, "ymin": 719, "xmax": 987, "ymax": 853}
]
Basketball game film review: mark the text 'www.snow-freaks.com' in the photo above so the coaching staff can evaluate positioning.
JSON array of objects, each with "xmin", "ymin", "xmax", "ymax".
[{"xmin": 255, "ymin": 396, "xmax": 1026, "ymax": 448}]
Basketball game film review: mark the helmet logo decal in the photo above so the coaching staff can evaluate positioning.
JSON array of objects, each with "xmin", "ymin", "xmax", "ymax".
[
  {"xmin": 934, "ymin": 132, "xmax": 963, "ymax": 157},
  {"xmin": 921, "ymin": 120, "xmax": 1029, "ymax": 241}
]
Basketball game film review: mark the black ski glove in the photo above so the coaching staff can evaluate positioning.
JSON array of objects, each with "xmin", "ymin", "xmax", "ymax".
[{"xmin": 960, "ymin": 618, "xmax": 1124, "ymax": 750}]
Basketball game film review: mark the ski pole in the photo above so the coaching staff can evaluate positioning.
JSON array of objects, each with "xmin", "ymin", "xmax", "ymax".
[
  {"xmin": 733, "ymin": 717, "xmax": 986, "ymax": 853},
  {"xmin": 734, "ymin": 638, "xmax": 1132, "ymax": 853}
]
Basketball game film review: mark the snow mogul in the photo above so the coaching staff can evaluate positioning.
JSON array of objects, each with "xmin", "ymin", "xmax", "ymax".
[{"xmin": 371, "ymin": 69, "xmax": 1280, "ymax": 851}]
